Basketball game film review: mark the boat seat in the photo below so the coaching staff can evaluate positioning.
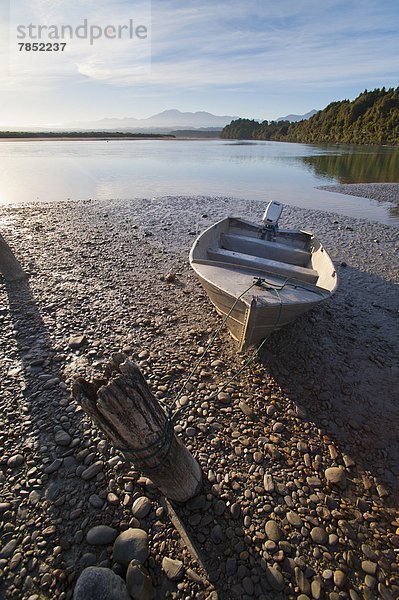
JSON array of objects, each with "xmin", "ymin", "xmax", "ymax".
[
  {"xmin": 221, "ymin": 233, "xmax": 311, "ymax": 267},
  {"xmin": 207, "ymin": 247, "xmax": 318, "ymax": 284}
]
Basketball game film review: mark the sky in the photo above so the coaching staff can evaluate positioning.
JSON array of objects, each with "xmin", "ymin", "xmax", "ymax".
[{"xmin": 0, "ymin": 0, "xmax": 398, "ymax": 127}]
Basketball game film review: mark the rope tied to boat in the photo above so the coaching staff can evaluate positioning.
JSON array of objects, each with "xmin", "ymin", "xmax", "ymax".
[
  {"xmin": 115, "ymin": 276, "xmax": 292, "ymax": 467},
  {"xmin": 171, "ymin": 276, "xmax": 285, "ymax": 422}
]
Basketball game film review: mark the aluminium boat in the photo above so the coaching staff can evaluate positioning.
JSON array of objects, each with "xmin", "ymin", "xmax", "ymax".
[{"xmin": 189, "ymin": 201, "xmax": 338, "ymax": 351}]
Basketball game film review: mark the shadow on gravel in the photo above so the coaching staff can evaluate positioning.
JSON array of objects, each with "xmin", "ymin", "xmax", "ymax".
[
  {"xmin": 258, "ymin": 263, "xmax": 399, "ymax": 500},
  {"xmin": 167, "ymin": 479, "xmax": 280, "ymax": 600},
  {"xmin": 2, "ymin": 275, "xmax": 87, "ymax": 597}
]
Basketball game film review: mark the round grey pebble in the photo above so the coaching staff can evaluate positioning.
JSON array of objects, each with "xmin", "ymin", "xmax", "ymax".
[
  {"xmin": 265, "ymin": 519, "xmax": 283, "ymax": 542},
  {"xmin": 286, "ymin": 511, "xmax": 303, "ymax": 528},
  {"xmin": 7, "ymin": 454, "xmax": 24, "ymax": 469},
  {"xmin": 113, "ymin": 528, "xmax": 149, "ymax": 566},
  {"xmin": 86, "ymin": 526, "xmax": 118, "ymax": 546},
  {"xmin": 310, "ymin": 526, "xmax": 328, "ymax": 545},
  {"xmin": 73, "ymin": 566, "xmax": 130, "ymax": 600},
  {"xmin": 131, "ymin": 497, "xmax": 152, "ymax": 519}
]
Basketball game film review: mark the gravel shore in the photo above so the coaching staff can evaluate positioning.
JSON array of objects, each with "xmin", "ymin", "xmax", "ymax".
[
  {"xmin": 318, "ymin": 183, "xmax": 399, "ymax": 223},
  {"xmin": 0, "ymin": 193, "xmax": 398, "ymax": 599},
  {"xmin": 317, "ymin": 183, "xmax": 399, "ymax": 205}
]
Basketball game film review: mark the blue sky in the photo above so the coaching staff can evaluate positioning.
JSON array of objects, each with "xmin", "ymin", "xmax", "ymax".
[{"xmin": 0, "ymin": 0, "xmax": 398, "ymax": 126}]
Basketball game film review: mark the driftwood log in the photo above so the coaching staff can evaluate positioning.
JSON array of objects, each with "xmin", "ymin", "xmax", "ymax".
[
  {"xmin": 73, "ymin": 354, "xmax": 202, "ymax": 502},
  {"xmin": 0, "ymin": 232, "xmax": 27, "ymax": 282}
]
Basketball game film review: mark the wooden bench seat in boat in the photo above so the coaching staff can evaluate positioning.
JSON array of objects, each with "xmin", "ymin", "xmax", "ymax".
[
  {"xmin": 221, "ymin": 233, "xmax": 311, "ymax": 267},
  {"xmin": 207, "ymin": 247, "xmax": 319, "ymax": 284}
]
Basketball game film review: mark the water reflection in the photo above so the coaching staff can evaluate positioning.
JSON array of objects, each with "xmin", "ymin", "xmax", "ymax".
[
  {"xmin": 299, "ymin": 146, "xmax": 399, "ymax": 184},
  {"xmin": 0, "ymin": 140, "xmax": 398, "ymax": 226}
]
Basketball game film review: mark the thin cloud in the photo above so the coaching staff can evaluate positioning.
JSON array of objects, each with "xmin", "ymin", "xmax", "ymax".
[{"xmin": 0, "ymin": 0, "xmax": 398, "ymax": 122}]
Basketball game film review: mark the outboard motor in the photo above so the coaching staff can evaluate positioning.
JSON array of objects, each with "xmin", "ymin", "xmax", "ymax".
[{"xmin": 261, "ymin": 200, "xmax": 283, "ymax": 239}]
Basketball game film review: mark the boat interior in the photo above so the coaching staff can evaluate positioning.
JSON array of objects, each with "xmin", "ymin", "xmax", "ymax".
[{"xmin": 192, "ymin": 217, "xmax": 326, "ymax": 286}]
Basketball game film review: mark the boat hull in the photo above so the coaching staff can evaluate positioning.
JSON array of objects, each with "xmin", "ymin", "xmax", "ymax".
[{"xmin": 190, "ymin": 216, "xmax": 338, "ymax": 351}]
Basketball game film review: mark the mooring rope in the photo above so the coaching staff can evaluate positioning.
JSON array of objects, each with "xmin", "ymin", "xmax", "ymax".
[{"xmin": 116, "ymin": 276, "xmax": 299, "ymax": 468}]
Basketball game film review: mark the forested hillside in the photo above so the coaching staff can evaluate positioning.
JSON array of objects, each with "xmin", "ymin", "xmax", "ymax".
[{"xmin": 220, "ymin": 88, "xmax": 399, "ymax": 145}]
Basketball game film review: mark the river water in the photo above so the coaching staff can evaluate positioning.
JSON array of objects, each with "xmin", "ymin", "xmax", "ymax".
[{"xmin": 0, "ymin": 139, "xmax": 398, "ymax": 225}]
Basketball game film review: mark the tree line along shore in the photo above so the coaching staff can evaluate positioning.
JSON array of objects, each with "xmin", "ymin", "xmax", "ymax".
[{"xmin": 220, "ymin": 87, "xmax": 399, "ymax": 146}]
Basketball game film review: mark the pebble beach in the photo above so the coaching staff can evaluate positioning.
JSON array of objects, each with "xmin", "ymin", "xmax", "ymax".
[{"xmin": 0, "ymin": 185, "xmax": 398, "ymax": 599}]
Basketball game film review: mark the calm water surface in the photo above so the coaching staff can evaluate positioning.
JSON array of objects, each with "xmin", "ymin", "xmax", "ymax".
[{"xmin": 0, "ymin": 139, "xmax": 398, "ymax": 225}]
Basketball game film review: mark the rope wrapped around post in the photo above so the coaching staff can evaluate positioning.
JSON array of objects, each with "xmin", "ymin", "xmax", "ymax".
[{"xmin": 72, "ymin": 353, "xmax": 203, "ymax": 503}]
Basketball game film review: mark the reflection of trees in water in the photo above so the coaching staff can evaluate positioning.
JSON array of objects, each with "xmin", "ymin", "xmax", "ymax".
[
  {"xmin": 388, "ymin": 203, "xmax": 399, "ymax": 219},
  {"xmin": 298, "ymin": 150, "xmax": 399, "ymax": 220},
  {"xmin": 301, "ymin": 150, "xmax": 399, "ymax": 184}
]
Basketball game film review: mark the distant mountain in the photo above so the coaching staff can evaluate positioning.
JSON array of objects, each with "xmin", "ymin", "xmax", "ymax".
[
  {"xmin": 64, "ymin": 109, "xmax": 238, "ymax": 131},
  {"xmin": 276, "ymin": 110, "xmax": 318, "ymax": 122}
]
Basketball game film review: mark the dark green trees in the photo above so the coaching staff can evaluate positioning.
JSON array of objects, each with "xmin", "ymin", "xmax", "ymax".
[{"xmin": 220, "ymin": 87, "xmax": 399, "ymax": 146}]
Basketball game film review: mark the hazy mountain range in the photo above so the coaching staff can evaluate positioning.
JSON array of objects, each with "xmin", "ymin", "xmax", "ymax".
[
  {"xmin": 64, "ymin": 109, "xmax": 239, "ymax": 131},
  {"xmin": 65, "ymin": 108, "xmax": 318, "ymax": 130},
  {"xmin": 0, "ymin": 108, "xmax": 318, "ymax": 132},
  {"xmin": 276, "ymin": 110, "xmax": 318, "ymax": 122}
]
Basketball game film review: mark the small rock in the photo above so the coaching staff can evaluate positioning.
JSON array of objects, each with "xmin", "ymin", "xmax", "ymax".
[
  {"xmin": 81, "ymin": 461, "xmax": 104, "ymax": 481},
  {"xmin": 306, "ymin": 476, "xmax": 322, "ymax": 488},
  {"xmin": 378, "ymin": 583, "xmax": 394, "ymax": 600},
  {"xmin": 73, "ymin": 567, "xmax": 130, "ymax": 600},
  {"xmin": 265, "ymin": 520, "xmax": 283, "ymax": 542},
  {"xmin": 310, "ymin": 527, "xmax": 328, "ymax": 545},
  {"xmin": 334, "ymin": 570, "xmax": 346, "ymax": 588},
  {"xmin": 239, "ymin": 401, "xmax": 253, "ymax": 417},
  {"xmin": 162, "ymin": 557, "xmax": 184, "ymax": 581},
  {"xmin": 7, "ymin": 454, "xmax": 24, "ymax": 469},
  {"xmin": 113, "ymin": 529, "xmax": 149, "ymax": 566},
  {"xmin": 263, "ymin": 474, "xmax": 274, "ymax": 492},
  {"xmin": 325, "ymin": 467, "xmax": 347, "ymax": 489},
  {"xmin": 361, "ymin": 560, "xmax": 377, "ymax": 576},
  {"xmin": 44, "ymin": 458, "xmax": 63, "ymax": 474},
  {"xmin": 226, "ymin": 558, "xmax": 237, "ymax": 576},
  {"xmin": 187, "ymin": 494, "xmax": 206, "ymax": 510},
  {"xmin": 126, "ymin": 559, "xmax": 153, "ymax": 600},
  {"xmin": 265, "ymin": 566, "xmax": 285, "ymax": 591},
  {"xmin": 0, "ymin": 539, "xmax": 18, "ymax": 558},
  {"xmin": 230, "ymin": 503, "xmax": 241, "ymax": 519},
  {"xmin": 311, "ymin": 579, "xmax": 323, "ymax": 599},
  {"xmin": 131, "ymin": 497, "xmax": 152, "ymax": 519},
  {"xmin": 211, "ymin": 525, "xmax": 225, "ymax": 544},
  {"xmin": 376, "ymin": 484, "xmax": 389, "ymax": 498},
  {"xmin": 89, "ymin": 494, "xmax": 104, "ymax": 509},
  {"xmin": 286, "ymin": 511, "xmax": 303, "ymax": 528},
  {"xmin": 55, "ymin": 430, "xmax": 71, "ymax": 447},
  {"xmin": 242, "ymin": 577, "xmax": 254, "ymax": 595},
  {"xmin": 29, "ymin": 490, "xmax": 41, "ymax": 505},
  {"xmin": 86, "ymin": 526, "xmax": 118, "ymax": 546},
  {"xmin": 217, "ymin": 392, "xmax": 231, "ymax": 404},
  {"xmin": 211, "ymin": 359, "xmax": 223, "ymax": 368},
  {"xmin": 253, "ymin": 451, "xmax": 263, "ymax": 464},
  {"xmin": 68, "ymin": 335, "xmax": 87, "ymax": 349}
]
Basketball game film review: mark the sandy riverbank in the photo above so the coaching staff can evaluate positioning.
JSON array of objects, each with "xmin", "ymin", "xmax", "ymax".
[
  {"xmin": 0, "ymin": 193, "xmax": 398, "ymax": 599},
  {"xmin": 318, "ymin": 182, "xmax": 399, "ymax": 205}
]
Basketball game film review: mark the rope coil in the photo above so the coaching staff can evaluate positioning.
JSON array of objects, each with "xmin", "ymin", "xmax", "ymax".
[{"xmin": 116, "ymin": 412, "xmax": 175, "ymax": 471}]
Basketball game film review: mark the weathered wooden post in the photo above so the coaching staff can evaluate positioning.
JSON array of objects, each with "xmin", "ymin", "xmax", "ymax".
[
  {"xmin": 0, "ymin": 233, "xmax": 27, "ymax": 282},
  {"xmin": 73, "ymin": 354, "xmax": 202, "ymax": 502}
]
